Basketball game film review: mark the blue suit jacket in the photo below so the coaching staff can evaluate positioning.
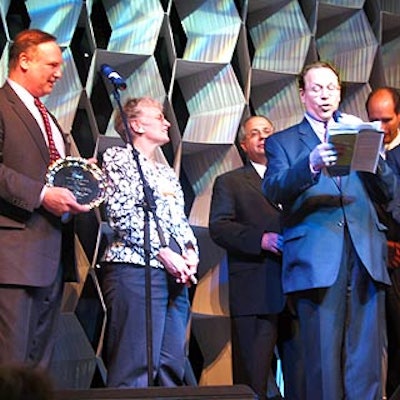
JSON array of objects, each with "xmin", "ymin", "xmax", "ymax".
[
  {"xmin": 387, "ymin": 145, "xmax": 400, "ymax": 177},
  {"xmin": 384, "ymin": 145, "xmax": 400, "ymax": 238},
  {"xmin": 262, "ymin": 117, "xmax": 395, "ymax": 293}
]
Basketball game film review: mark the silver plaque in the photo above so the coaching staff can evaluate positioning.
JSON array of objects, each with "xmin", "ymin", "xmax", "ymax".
[{"xmin": 46, "ymin": 156, "xmax": 107, "ymax": 209}]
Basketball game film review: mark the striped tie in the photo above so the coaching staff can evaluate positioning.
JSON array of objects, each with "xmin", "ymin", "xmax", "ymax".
[{"xmin": 34, "ymin": 97, "xmax": 61, "ymax": 163}]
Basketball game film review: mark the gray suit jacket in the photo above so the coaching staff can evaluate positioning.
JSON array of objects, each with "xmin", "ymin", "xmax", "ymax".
[
  {"xmin": 0, "ymin": 82, "xmax": 76, "ymax": 287},
  {"xmin": 262, "ymin": 117, "xmax": 395, "ymax": 293}
]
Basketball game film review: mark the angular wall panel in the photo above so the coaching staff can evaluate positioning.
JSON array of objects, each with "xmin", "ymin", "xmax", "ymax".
[
  {"xmin": 104, "ymin": 0, "xmax": 164, "ymax": 54},
  {"xmin": 175, "ymin": 0, "xmax": 241, "ymax": 63},
  {"xmin": 317, "ymin": 9, "xmax": 378, "ymax": 83},
  {"xmin": 249, "ymin": 0, "xmax": 312, "ymax": 74}
]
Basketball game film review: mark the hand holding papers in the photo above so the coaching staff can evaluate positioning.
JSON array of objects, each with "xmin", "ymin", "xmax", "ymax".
[
  {"xmin": 310, "ymin": 142, "xmax": 338, "ymax": 172},
  {"xmin": 326, "ymin": 121, "xmax": 383, "ymax": 176}
]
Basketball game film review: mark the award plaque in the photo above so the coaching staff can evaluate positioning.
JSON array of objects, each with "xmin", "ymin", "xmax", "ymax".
[{"xmin": 46, "ymin": 156, "xmax": 107, "ymax": 209}]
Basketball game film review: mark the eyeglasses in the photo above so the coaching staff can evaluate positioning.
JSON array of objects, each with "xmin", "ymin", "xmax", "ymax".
[
  {"xmin": 133, "ymin": 113, "xmax": 167, "ymax": 124},
  {"xmin": 305, "ymin": 83, "xmax": 340, "ymax": 96},
  {"xmin": 246, "ymin": 129, "xmax": 274, "ymax": 139},
  {"xmin": 141, "ymin": 113, "xmax": 166, "ymax": 121}
]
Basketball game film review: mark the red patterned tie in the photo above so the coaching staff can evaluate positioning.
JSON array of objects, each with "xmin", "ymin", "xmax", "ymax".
[{"xmin": 34, "ymin": 97, "xmax": 61, "ymax": 163}]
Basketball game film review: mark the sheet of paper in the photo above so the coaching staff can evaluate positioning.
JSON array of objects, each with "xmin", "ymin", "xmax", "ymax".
[{"xmin": 327, "ymin": 121, "xmax": 383, "ymax": 175}]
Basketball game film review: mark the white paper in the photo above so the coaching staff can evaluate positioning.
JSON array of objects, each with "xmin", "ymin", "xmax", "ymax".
[{"xmin": 327, "ymin": 121, "xmax": 383, "ymax": 175}]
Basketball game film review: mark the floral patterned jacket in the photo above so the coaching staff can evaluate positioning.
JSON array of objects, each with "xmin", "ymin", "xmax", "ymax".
[{"xmin": 101, "ymin": 144, "xmax": 198, "ymax": 268}]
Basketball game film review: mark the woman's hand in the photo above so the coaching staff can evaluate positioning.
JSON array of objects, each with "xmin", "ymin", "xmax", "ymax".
[
  {"xmin": 157, "ymin": 246, "xmax": 196, "ymax": 286},
  {"xmin": 182, "ymin": 247, "xmax": 199, "ymax": 285}
]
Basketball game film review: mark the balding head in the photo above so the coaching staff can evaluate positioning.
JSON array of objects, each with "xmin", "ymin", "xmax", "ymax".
[{"xmin": 366, "ymin": 87, "xmax": 400, "ymax": 145}]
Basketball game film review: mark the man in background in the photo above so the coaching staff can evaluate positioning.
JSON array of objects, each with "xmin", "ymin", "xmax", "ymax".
[
  {"xmin": 366, "ymin": 86, "xmax": 400, "ymax": 398},
  {"xmin": 209, "ymin": 115, "xmax": 304, "ymax": 400},
  {"xmin": 0, "ymin": 29, "xmax": 90, "ymax": 369}
]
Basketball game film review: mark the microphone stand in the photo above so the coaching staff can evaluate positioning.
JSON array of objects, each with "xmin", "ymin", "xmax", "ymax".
[{"xmin": 110, "ymin": 87, "xmax": 168, "ymax": 387}]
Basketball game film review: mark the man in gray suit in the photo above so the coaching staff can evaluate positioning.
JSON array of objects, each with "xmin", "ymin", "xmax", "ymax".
[
  {"xmin": 262, "ymin": 61, "xmax": 396, "ymax": 400},
  {"xmin": 0, "ymin": 29, "xmax": 90, "ymax": 369}
]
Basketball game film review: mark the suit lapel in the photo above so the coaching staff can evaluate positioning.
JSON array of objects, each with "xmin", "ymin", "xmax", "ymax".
[
  {"xmin": 298, "ymin": 118, "xmax": 321, "ymax": 151},
  {"xmin": 243, "ymin": 163, "xmax": 262, "ymax": 192},
  {"xmin": 244, "ymin": 163, "xmax": 282, "ymax": 211},
  {"xmin": 4, "ymin": 83, "xmax": 50, "ymax": 164}
]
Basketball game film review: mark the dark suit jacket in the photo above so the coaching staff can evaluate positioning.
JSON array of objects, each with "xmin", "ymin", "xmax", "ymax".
[
  {"xmin": 209, "ymin": 162, "xmax": 285, "ymax": 316},
  {"xmin": 386, "ymin": 146, "xmax": 400, "ymax": 231},
  {"xmin": 262, "ymin": 117, "xmax": 395, "ymax": 293},
  {"xmin": 374, "ymin": 146, "xmax": 400, "ymax": 241},
  {"xmin": 0, "ymin": 82, "xmax": 77, "ymax": 286}
]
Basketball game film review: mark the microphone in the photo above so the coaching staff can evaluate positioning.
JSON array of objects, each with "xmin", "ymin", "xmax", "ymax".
[
  {"xmin": 333, "ymin": 110, "xmax": 342, "ymax": 122},
  {"xmin": 100, "ymin": 64, "xmax": 127, "ymax": 90}
]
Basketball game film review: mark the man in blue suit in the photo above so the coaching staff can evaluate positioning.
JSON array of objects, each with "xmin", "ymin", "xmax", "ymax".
[
  {"xmin": 262, "ymin": 61, "xmax": 396, "ymax": 400},
  {"xmin": 366, "ymin": 86, "xmax": 400, "ymax": 399}
]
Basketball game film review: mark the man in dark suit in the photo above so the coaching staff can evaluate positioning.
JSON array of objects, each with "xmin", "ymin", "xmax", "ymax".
[
  {"xmin": 0, "ymin": 29, "xmax": 90, "ymax": 369},
  {"xmin": 209, "ymin": 116, "xmax": 304, "ymax": 400},
  {"xmin": 366, "ymin": 86, "xmax": 400, "ymax": 399},
  {"xmin": 262, "ymin": 61, "xmax": 397, "ymax": 400}
]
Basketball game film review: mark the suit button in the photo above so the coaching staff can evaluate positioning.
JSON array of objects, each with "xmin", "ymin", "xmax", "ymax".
[{"xmin": 337, "ymin": 221, "xmax": 344, "ymax": 227}]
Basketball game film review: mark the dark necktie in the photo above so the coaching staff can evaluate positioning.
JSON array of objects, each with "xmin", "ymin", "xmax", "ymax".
[
  {"xmin": 323, "ymin": 120, "xmax": 328, "ymax": 143},
  {"xmin": 34, "ymin": 97, "xmax": 61, "ymax": 163}
]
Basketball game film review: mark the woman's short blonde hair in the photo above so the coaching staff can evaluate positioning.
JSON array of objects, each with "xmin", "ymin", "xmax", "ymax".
[{"xmin": 114, "ymin": 97, "xmax": 162, "ymax": 142}]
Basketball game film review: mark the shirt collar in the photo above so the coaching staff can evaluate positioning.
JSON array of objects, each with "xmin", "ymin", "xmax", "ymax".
[
  {"xmin": 250, "ymin": 160, "xmax": 266, "ymax": 178},
  {"xmin": 385, "ymin": 130, "xmax": 400, "ymax": 152},
  {"xmin": 7, "ymin": 79, "xmax": 36, "ymax": 107},
  {"xmin": 304, "ymin": 112, "xmax": 329, "ymax": 142}
]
